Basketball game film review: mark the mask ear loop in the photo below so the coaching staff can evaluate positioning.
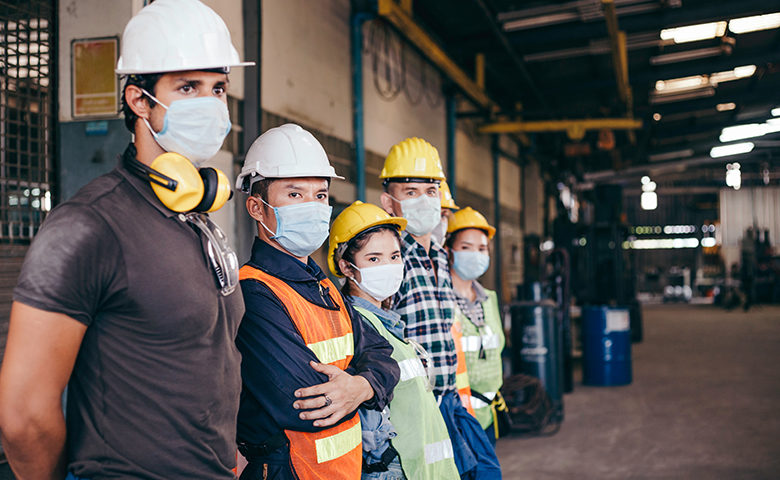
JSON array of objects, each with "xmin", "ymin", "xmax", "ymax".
[
  {"xmin": 139, "ymin": 88, "xmax": 169, "ymax": 140},
  {"xmin": 255, "ymin": 196, "xmax": 279, "ymax": 238}
]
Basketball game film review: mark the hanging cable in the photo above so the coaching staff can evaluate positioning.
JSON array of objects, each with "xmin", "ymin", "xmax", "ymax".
[{"xmin": 369, "ymin": 20, "xmax": 403, "ymax": 101}]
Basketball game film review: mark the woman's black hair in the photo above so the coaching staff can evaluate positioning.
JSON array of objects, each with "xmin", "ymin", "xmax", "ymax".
[{"xmin": 338, "ymin": 225, "xmax": 401, "ymax": 302}]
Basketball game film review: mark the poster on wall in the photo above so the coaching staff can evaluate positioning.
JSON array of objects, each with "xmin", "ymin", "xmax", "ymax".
[{"xmin": 72, "ymin": 37, "xmax": 118, "ymax": 118}]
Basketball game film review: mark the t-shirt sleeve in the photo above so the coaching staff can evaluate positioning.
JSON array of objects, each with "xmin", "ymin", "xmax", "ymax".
[{"xmin": 13, "ymin": 203, "xmax": 123, "ymax": 326}]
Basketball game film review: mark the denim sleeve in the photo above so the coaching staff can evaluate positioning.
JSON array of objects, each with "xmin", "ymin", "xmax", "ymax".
[
  {"xmin": 343, "ymin": 297, "xmax": 400, "ymax": 411},
  {"xmin": 358, "ymin": 407, "xmax": 396, "ymax": 464}
]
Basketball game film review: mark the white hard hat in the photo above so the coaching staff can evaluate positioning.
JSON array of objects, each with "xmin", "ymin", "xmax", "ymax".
[
  {"xmin": 116, "ymin": 0, "xmax": 254, "ymax": 74},
  {"xmin": 237, "ymin": 124, "xmax": 344, "ymax": 193}
]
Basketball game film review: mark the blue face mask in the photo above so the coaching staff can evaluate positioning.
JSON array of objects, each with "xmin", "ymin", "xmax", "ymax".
[
  {"xmin": 259, "ymin": 199, "xmax": 332, "ymax": 258},
  {"xmin": 141, "ymin": 89, "xmax": 231, "ymax": 167},
  {"xmin": 452, "ymin": 250, "xmax": 490, "ymax": 281}
]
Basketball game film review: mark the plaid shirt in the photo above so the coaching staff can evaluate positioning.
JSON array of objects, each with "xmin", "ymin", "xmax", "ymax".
[
  {"xmin": 454, "ymin": 281, "xmax": 488, "ymax": 328},
  {"xmin": 390, "ymin": 231, "xmax": 457, "ymax": 396}
]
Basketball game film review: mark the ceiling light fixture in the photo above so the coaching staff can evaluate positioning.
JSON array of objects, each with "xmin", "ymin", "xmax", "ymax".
[
  {"xmin": 660, "ymin": 21, "xmax": 727, "ymax": 44},
  {"xmin": 716, "ymin": 102, "xmax": 736, "ymax": 112},
  {"xmin": 728, "ymin": 12, "xmax": 780, "ymax": 34},
  {"xmin": 649, "ymin": 46, "xmax": 724, "ymax": 66},
  {"xmin": 720, "ymin": 121, "xmax": 780, "ymax": 142},
  {"xmin": 772, "ymin": 107, "xmax": 780, "ymax": 117},
  {"xmin": 710, "ymin": 65, "xmax": 757, "ymax": 85},
  {"xmin": 710, "ymin": 142, "xmax": 754, "ymax": 158}
]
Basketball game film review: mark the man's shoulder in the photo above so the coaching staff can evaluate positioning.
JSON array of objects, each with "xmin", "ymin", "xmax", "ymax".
[{"xmin": 65, "ymin": 168, "xmax": 127, "ymax": 209}]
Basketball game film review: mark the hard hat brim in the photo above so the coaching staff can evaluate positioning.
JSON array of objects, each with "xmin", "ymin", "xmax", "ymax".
[{"xmin": 116, "ymin": 61, "xmax": 255, "ymax": 75}]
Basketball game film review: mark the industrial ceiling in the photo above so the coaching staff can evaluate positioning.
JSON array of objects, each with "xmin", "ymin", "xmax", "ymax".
[{"xmin": 396, "ymin": 0, "xmax": 780, "ymax": 191}]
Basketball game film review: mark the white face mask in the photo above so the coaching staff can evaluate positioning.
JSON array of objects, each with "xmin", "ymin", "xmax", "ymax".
[
  {"xmin": 430, "ymin": 216, "xmax": 448, "ymax": 246},
  {"xmin": 141, "ymin": 89, "xmax": 231, "ymax": 167},
  {"xmin": 393, "ymin": 193, "xmax": 441, "ymax": 236},
  {"xmin": 349, "ymin": 262, "xmax": 404, "ymax": 301}
]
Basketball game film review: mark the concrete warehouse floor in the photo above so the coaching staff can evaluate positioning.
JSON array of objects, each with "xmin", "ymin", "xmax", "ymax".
[
  {"xmin": 2, "ymin": 304, "xmax": 778, "ymax": 479},
  {"xmin": 496, "ymin": 304, "xmax": 780, "ymax": 480}
]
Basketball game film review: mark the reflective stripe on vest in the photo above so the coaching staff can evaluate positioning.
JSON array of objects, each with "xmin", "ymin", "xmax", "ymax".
[
  {"xmin": 239, "ymin": 266, "xmax": 362, "ymax": 480},
  {"xmin": 461, "ymin": 325, "xmax": 501, "ymax": 352},
  {"xmin": 308, "ymin": 333, "xmax": 354, "ymax": 365},
  {"xmin": 314, "ymin": 421, "xmax": 362, "ymax": 464},
  {"xmin": 469, "ymin": 391, "xmax": 496, "ymax": 410},
  {"xmin": 397, "ymin": 357, "xmax": 428, "ymax": 382},
  {"xmin": 458, "ymin": 288, "xmax": 505, "ymax": 430},
  {"xmin": 354, "ymin": 306, "xmax": 460, "ymax": 479},
  {"xmin": 423, "ymin": 439, "xmax": 455, "ymax": 465},
  {"xmin": 451, "ymin": 313, "xmax": 476, "ymax": 417}
]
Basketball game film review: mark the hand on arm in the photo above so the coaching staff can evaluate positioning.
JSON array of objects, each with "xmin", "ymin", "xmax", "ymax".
[
  {"xmin": 0, "ymin": 302, "xmax": 87, "ymax": 480},
  {"xmin": 293, "ymin": 361, "xmax": 374, "ymax": 427}
]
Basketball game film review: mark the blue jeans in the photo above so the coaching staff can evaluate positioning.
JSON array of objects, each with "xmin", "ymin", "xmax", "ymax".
[
  {"xmin": 438, "ymin": 391, "xmax": 502, "ymax": 480},
  {"xmin": 362, "ymin": 454, "xmax": 405, "ymax": 480}
]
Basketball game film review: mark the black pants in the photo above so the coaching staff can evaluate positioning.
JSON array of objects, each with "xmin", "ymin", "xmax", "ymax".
[{"xmin": 240, "ymin": 444, "xmax": 296, "ymax": 480}]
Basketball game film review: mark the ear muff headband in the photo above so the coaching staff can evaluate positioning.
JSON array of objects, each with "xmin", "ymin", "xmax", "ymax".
[{"xmin": 126, "ymin": 152, "xmax": 232, "ymax": 213}]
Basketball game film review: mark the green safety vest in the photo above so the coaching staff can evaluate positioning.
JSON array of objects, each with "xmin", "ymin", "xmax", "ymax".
[
  {"xmin": 457, "ymin": 288, "xmax": 506, "ymax": 430},
  {"xmin": 354, "ymin": 306, "xmax": 460, "ymax": 480}
]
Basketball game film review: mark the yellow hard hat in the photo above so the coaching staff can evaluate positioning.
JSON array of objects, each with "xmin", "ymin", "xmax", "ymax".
[
  {"xmin": 447, "ymin": 206, "xmax": 495, "ymax": 239},
  {"xmin": 328, "ymin": 201, "xmax": 407, "ymax": 277},
  {"xmin": 440, "ymin": 180, "xmax": 459, "ymax": 210},
  {"xmin": 380, "ymin": 137, "xmax": 446, "ymax": 181}
]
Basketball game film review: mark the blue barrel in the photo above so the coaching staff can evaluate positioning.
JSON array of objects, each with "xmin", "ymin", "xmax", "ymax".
[
  {"xmin": 582, "ymin": 306, "xmax": 632, "ymax": 386},
  {"xmin": 510, "ymin": 299, "xmax": 564, "ymax": 421}
]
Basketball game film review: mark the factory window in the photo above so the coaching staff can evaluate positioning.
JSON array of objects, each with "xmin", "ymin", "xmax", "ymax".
[{"xmin": 0, "ymin": 0, "xmax": 55, "ymax": 243}]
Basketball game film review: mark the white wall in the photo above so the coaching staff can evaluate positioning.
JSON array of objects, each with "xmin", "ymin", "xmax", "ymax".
[
  {"xmin": 261, "ymin": 0, "xmax": 352, "ymax": 139},
  {"xmin": 58, "ymin": 0, "xmax": 132, "ymax": 121}
]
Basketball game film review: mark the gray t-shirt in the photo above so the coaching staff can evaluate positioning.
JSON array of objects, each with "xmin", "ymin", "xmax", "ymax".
[{"xmin": 14, "ymin": 148, "xmax": 244, "ymax": 479}]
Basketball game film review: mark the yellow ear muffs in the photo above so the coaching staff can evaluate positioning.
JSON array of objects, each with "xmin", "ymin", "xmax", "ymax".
[
  {"xmin": 148, "ymin": 153, "xmax": 205, "ymax": 212},
  {"xmin": 127, "ymin": 152, "xmax": 233, "ymax": 213},
  {"xmin": 196, "ymin": 167, "xmax": 233, "ymax": 213}
]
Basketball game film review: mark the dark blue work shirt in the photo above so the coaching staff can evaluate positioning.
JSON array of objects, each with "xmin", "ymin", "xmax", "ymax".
[{"xmin": 236, "ymin": 238, "xmax": 400, "ymax": 444}]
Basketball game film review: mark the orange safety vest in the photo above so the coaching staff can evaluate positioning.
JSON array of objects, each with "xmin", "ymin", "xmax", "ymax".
[
  {"xmin": 451, "ymin": 315, "xmax": 476, "ymax": 417},
  {"xmin": 240, "ymin": 266, "xmax": 362, "ymax": 480}
]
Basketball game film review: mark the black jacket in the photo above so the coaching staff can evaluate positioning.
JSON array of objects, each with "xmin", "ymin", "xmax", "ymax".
[{"xmin": 236, "ymin": 238, "xmax": 400, "ymax": 445}]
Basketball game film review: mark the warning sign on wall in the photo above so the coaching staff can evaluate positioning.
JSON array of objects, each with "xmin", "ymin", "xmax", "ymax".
[{"xmin": 72, "ymin": 37, "xmax": 118, "ymax": 118}]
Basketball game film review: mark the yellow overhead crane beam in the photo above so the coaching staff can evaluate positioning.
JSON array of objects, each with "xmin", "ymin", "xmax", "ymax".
[
  {"xmin": 377, "ymin": 0, "xmax": 494, "ymax": 111},
  {"xmin": 478, "ymin": 118, "xmax": 643, "ymax": 141}
]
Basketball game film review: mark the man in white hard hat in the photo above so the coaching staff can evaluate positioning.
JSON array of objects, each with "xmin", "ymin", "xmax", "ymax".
[
  {"xmin": 234, "ymin": 124, "xmax": 399, "ymax": 480},
  {"xmin": 0, "ymin": 1, "xmax": 252, "ymax": 478}
]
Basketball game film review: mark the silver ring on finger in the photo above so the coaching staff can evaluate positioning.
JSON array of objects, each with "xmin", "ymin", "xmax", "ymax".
[{"xmin": 324, "ymin": 395, "xmax": 332, "ymax": 407}]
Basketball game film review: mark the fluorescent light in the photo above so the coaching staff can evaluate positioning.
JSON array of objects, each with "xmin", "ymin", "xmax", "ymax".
[
  {"xmin": 628, "ymin": 238, "xmax": 699, "ymax": 250},
  {"xmin": 660, "ymin": 21, "xmax": 727, "ymax": 44},
  {"xmin": 711, "ymin": 65, "xmax": 757, "ymax": 85},
  {"xmin": 701, "ymin": 237, "xmax": 717, "ymax": 247},
  {"xmin": 641, "ymin": 192, "xmax": 657, "ymax": 210},
  {"xmin": 716, "ymin": 102, "xmax": 736, "ymax": 112},
  {"xmin": 710, "ymin": 142, "xmax": 754, "ymax": 158},
  {"xmin": 720, "ymin": 121, "xmax": 780, "ymax": 142},
  {"xmin": 648, "ymin": 148, "xmax": 694, "ymax": 162},
  {"xmin": 649, "ymin": 87, "xmax": 715, "ymax": 105},
  {"xmin": 720, "ymin": 123, "xmax": 764, "ymax": 142},
  {"xmin": 729, "ymin": 12, "xmax": 780, "ymax": 34},
  {"xmin": 650, "ymin": 46, "xmax": 724, "ymax": 66},
  {"xmin": 772, "ymin": 107, "xmax": 780, "ymax": 117},
  {"xmin": 655, "ymin": 75, "xmax": 707, "ymax": 92}
]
